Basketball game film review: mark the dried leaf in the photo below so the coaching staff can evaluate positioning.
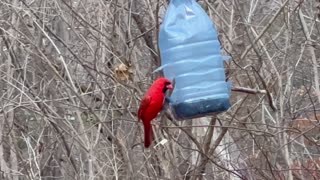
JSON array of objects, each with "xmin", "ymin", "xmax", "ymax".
[{"xmin": 114, "ymin": 63, "xmax": 133, "ymax": 81}]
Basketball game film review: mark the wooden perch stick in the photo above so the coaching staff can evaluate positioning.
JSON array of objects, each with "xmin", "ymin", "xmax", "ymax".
[
  {"xmin": 231, "ymin": 86, "xmax": 267, "ymax": 94},
  {"xmin": 231, "ymin": 86, "xmax": 277, "ymax": 111}
]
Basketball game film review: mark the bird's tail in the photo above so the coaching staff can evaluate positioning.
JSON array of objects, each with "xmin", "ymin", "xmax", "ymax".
[{"xmin": 143, "ymin": 121, "xmax": 153, "ymax": 148}]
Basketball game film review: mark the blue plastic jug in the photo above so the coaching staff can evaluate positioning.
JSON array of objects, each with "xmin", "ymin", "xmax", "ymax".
[{"xmin": 158, "ymin": 0, "xmax": 231, "ymax": 120}]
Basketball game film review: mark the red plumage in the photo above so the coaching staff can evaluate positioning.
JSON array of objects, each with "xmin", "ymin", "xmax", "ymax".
[{"xmin": 138, "ymin": 78, "xmax": 173, "ymax": 148}]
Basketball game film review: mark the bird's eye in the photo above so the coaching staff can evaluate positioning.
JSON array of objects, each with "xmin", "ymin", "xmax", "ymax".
[{"xmin": 162, "ymin": 81, "xmax": 173, "ymax": 93}]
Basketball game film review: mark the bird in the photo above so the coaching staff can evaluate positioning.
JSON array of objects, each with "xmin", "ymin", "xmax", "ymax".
[{"xmin": 138, "ymin": 78, "xmax": 173, "ymax": 148}]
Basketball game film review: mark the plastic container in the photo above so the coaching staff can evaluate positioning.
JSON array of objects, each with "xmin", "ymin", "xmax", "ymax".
[{"xmin": 157, "ymin": 0, "xmax": 231, "ymax": 120}]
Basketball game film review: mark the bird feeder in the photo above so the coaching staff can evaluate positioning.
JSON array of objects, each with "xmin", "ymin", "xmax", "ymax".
[{"xmin": 157, "ymin": 0, "xmax": 231, "ymax": 120}]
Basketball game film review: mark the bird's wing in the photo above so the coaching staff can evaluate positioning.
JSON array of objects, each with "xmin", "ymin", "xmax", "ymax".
[{"xmin": 138, "ymin": 95, "xmax": 152, "ymax": 121}]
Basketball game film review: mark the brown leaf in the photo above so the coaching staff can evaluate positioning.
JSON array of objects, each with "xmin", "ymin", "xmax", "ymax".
[{"xmin": 114, "ymin": 63, "xmax": 133, "ymax": 81}]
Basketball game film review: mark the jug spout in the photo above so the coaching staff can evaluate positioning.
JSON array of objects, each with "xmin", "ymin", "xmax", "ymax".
[{"xmin": 171, "ymin": 0, "xmax": 193, "ymax": 6}]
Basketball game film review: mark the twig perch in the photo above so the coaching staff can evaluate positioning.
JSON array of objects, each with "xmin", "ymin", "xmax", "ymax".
[{"xmin": 231, "ymin": 86, "xmax": 267, "ymax": 94}]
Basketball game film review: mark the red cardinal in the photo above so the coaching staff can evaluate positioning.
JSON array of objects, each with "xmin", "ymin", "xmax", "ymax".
[{"xmin": 138, "ymin": 78, "xmax": 173, "ymax": 148}]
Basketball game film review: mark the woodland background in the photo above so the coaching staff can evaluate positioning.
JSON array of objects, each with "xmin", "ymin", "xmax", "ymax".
[{"xmin": 1, "ymin": 0, "xmax": 320, "ymax": 179}]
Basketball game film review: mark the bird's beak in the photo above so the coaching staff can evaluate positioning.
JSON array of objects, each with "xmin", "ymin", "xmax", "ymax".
[{"xmin": 167, "ymin": 84, "xmax": 173, "ymax": 90}]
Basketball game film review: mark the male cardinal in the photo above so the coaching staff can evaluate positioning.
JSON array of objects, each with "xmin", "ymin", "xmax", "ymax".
[{"xmin": 138, "ymin": 78, "xmax": 173, "ymax": 148}]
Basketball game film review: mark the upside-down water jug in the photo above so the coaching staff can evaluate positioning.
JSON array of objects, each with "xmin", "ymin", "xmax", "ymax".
[{"xmin": 157, "ymin": 0, "xmax": 231, "ymax": 120}]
